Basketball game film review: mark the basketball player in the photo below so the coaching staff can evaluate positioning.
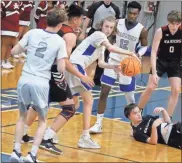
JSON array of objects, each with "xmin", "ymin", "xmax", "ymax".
[
  {"xmin": 138, "ymin": 10, "xmax": 181, "ymax": 118},
  {"xmin": 124, "ymin": 104, "xmax": 181, "ymax": 149},
  {"xmin": 65, "ymin": 16, "xmax": 136, "ymax": 149},
  {"xmin": 9, "ymin": 8, "xmax": 67, "ymax": 162},
  {"xmin": 20, "ymin": 4, "xmax": 94, "ymax": 154},
  {"xmin": 90, "ymin": 1, "xmax": 148, "ymax": 133}
]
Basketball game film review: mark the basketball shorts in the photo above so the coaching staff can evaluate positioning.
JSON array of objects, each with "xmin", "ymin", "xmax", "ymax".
[
  {"xmin": 17, "ymin": 73, "xmax": 49, "ymax": 118},
  {"xmin": 100, "ymin": 58, "xmax": 136, "ymax": 92},
  {"xmin": 49, "ymin": 65, "xmax": 73, "ymax": 102},
  {"xmin": 64, "ymin": 64, "xmax": 92, "ymax": 95},
  {"xmin": 150, "ymin": 59, "xmax": 181, "ymax": 78}
]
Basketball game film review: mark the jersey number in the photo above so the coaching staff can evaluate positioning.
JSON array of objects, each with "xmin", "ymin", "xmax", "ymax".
[
  {"xmin": 120, "ymin": 39, "xmax": 129, "ymax": 50},
  {"xmin": 35, "ymin": 42, "xmax": 47, "ymax": 58},
  {"xmin": 169, "ymin": 46, "xmax": 174, "ymax": 53}
]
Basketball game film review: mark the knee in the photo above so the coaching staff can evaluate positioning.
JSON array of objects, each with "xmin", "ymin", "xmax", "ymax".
[
  {"xmin": 100, "ymin": 86, "xmax": 110, "ymax": 100},
  {"xmin": 146, "ymin": 84, "xmax": 156, "ymax": 92},
  {"xmin": 171, "ymin": 87, "xmax": 180, "ymax": 96},
  {"xmin": 60, "ymin": 104, "xmax": 76, "ymax": 121}
]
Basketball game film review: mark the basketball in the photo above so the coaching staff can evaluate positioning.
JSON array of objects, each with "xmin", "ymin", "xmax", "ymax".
[{"xmin": 120, "ymin": 56, "xmax": 141, "ymax": 76}]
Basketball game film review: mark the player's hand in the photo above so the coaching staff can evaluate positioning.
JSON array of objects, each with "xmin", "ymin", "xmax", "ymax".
[
  {"xmin": 152, "ymin": 73, "xmax": 159, "ymax": 86},
  {"xmin": 131, "ymin": 53, "xmax": 142, "ymax": 63},
  {"xmin": 80, "ymin": 75, "xmax": 95, "ymax": 88},
  {"xmin": 152, "ymin": 118, "xmax": 163, "ymax": 127},
  {"xmin": 153, "ymin": 107, "xmax": 165, "ymax": 114},
  {"xmin": 112, "ymin": 65, "xmax": 121, "ymax": 74}
]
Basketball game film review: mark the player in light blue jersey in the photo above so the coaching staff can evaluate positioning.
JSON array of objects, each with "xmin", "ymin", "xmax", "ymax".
[{"xmin": 9, "ymin": 8, "xmax": 68, "ymax": 163}]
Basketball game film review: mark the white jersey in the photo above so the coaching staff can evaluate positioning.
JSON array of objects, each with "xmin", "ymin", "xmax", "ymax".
[
  {"xmin": 19, "ymin": 29, "xmax": 67, "ymax": 80},
  {"xmin": 70, "ymin": 31, "xmax": 107, "ymax": 69},
  {"xmin": 110, "ymin": 19, "xmax": 144, "ymax": 61}
]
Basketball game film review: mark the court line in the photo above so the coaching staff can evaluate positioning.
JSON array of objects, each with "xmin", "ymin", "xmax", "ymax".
[
  {"xmin": 1, "ymin": 86, "xmax": 172, "ymax": 112},
  {"xmin": 1, "ymin": 132, "xmax": 139, "ymax": 163}
]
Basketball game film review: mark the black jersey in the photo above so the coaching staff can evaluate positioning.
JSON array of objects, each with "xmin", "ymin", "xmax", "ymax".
[{"xmin": 157, "ymin": 25, "xmax": 182, "ymax": 60}]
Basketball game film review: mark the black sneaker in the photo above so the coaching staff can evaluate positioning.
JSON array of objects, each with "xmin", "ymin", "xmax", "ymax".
[
  {"xmin": 24, "ymin": 152, "xmax": 39, "ymax": 163},
  {"xmin": 22, "ymin": 134, "xmax": 34, "ymax": 143},
  {"xmin": 39, "ymin": 139, "xmax": 63, "ymax": 155},
  {"xmin": 9, "ymin": 149, "xmax": 24, "ymax": 162}
]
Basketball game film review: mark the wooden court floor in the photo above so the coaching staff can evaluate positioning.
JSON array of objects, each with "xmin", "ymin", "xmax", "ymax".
[{"xmin": 1, "ymin": 57, "xmax": 181, "ymax": 162}]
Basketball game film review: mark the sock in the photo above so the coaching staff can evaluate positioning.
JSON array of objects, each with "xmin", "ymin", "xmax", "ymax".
[
  {"xmin": 96, "ymin": 113, "xmax": 104, "ymax": 125},
  {"xmin": 43, "ymin": 127, "xmax": 56, "ymax": 140},
  {"xmin": 30, "ymin": 145, "xmax": 39, "ymax": 156},
  {"xmin": 23, "ymin": 125, "xmax": 28, "ymax": 136},
  {"xmin": 14, "ymin": 143, "xmax": 21, "ymax": 153},
  {"xmin": 82, "ymin": 129, "xmax": 90, "ymax": 138},
  {"xmin": 125, "ymin": 91, "xmax": 135, "ymax": 104}
]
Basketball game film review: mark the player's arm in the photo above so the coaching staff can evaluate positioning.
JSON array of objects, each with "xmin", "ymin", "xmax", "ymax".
[
  {"xmin": 98, "ymin": 47, "xmax": 119, "ymax": 69},
  {"xmin": 147, "ymin": 118, "xmax": 163, "ymax": 145},
  {"xmin": 137, "ymin": 28, "xmax": 148, "ymax": 58},
  {"xmin": 151, "ymin": 28, "xmax": 162, "ymax": 75},
  {"xmin": 101, "ymin": 40, "xmax": 135, "ymax": 57},
  {"xmin": 11, "ymin": 31, "xmax": 31, "ymax": 55}
]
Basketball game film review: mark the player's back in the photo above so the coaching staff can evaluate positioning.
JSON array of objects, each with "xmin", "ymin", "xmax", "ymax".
[{"xmin": 21, "ymin": 29, "xmax": 65, "ymax": 80}]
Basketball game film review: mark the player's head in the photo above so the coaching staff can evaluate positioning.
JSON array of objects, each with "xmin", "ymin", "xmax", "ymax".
[
  {"xmin": 127, "ymin": 1, "xmax": 141, "ymax": 23},
  {"xmin": 67, "ymin": 4, "xmax": 84, "ymax": 28},
  {"xmin": 124, "ymin": 103, "xmax": 142, "ymax": 123},
  {"xmin": 167, "ymin": 10, "xmax": 181, "ymax": 33},
  {"xmin": 46, "ymin": 7, "xmax": 67, "ymax": 31},
  {"xmin": 104, "ymin": 0, "xmax": 112, "ymax": 5},
  {"xmin": 97, "ymin": 16, "xmax": 116, "ymax": 37}
]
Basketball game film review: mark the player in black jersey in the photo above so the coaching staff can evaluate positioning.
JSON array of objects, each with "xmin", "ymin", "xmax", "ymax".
[
  {"xmin": 124, "ymin": 103, "xmax": 181, "ymax": 149},
  {"xmin": 138, "ymin": 10, "xmax": 181, "ymax": 118}
]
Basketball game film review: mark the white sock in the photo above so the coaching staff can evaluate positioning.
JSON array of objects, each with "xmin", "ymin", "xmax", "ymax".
[
  {"xmin": 30, "ymin": 145, "xmax": 39, "ymax": 156},
  {"xmin": 96, "ymin": 113, "xmax": 104, "ymax": 125},
  {"xmin": 82, "ymin": 129, "xmax": 90, "ymax": 138},
  {"xmin": 23, "ymin": 125, "xmax": 28, "ymax": 136},
  {"xmin": 125, "ymin": 91, "xmax": 135, "ymax": 104},
  {"xmin": 43, "ymin": 127, "xmax": 56, "ymax": 140},
  {"xmin": 14, "ymin": 143, "xmax": 21, "ymax": 153}
]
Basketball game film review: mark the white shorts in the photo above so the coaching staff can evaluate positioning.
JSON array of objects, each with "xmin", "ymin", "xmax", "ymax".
[
  {"xmin": 17, "ymin": 73, "xmax": 49, "ymax": 118},
  {"xmin": 100, "ymin": 58, "xmax": 136, "ymax": 92},
  {"xmin": 64, "ymin": 64, "xmax": 92, "ymax": 95}
]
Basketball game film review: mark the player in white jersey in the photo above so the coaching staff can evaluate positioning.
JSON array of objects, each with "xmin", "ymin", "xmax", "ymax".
[
  {"xmin": 65, "ymin": 16, "xmax": 137, "ymax": 148},
  {"xmin": 90, "ymin": 1, "xmax": 148, "ymax": 134},
  {"xmin": 9, "ymin": 8, "xmax": 68, "ymax": 163}
]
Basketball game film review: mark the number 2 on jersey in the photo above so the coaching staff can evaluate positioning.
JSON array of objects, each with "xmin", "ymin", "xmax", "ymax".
[
  {"xmin": 169, "ymin": 46, "xmax": 174, "ymax": 53},
  {"xmin": 35, "ymin": 42, "xmax": 47, "ymax": 58},
  {"xmin": 120, "ymin": 39, "xmax": 129, "ymax": 50}
]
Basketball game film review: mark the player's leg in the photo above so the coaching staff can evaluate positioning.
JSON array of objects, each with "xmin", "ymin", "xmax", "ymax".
[
  {"xmin": 10, "ymin": 77, "xmax": 31, "ymax": 162},
  {"xmin": 166, "ymin": 61, "xmax": 181, "ymax": 117},
  {"xmin": 78, "ymin": 90, "xmax": 100, "ymax": 148},
  {"xmin": 138, "ymin": 59, "xmax": 164, "ymax": 110},
  {"xmin": 90, "ymin": 58, "xmax": 116, "ymax": 133}
]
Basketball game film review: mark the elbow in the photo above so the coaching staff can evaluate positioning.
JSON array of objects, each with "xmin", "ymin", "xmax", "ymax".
[{"xmin": 107, "ymin": 46, "xmax": 114, "ymax": 53}]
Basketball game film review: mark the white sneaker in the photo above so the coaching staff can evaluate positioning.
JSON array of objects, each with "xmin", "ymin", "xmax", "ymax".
[
  {"xmin": 19, "ymin": 52, "xmax": 27, "ymax": 58},
  {"xmin": 6, "ymin": 61, "xmax": 15, "ymax": 68},
  {"xmin": 2, "ymin": 61, "xmax": 13, "ymax": 69},
  {"xmin": 24, "ymin": 152, "xmax": 39, "ymax": 163},
  {"xmin": 13, "ymin": 54, "xmax": 20, "ymax": 58},
  {"xmin": 89, "ymin": 123, "xmax": 102, "ymax": 134},
  {"xmin": 77, "ymin": 135, "xmax": 101, "ymax": 149},
  {"xmin": 9, "ymin": 150, "xmax": 24, "ymax": 162}
]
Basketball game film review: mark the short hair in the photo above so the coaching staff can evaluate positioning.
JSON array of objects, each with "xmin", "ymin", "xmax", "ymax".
[
  {"xmin": 167, "ymin": 10, "xmax": 181, "ymax": 23},
  {"xmin": 127, "ymin": 1, "xmax": 142, "ymax": 12},
  {"xmin": 46, "ymin": 7, "xmax": 67, "ymax": 27},
  {"xmin": 67, "ymin": 4, "xmax": 84, "ymax": 19},
  {"xmin": 124, "ymin": 103, "xmax": 138, "ymax": 118}
]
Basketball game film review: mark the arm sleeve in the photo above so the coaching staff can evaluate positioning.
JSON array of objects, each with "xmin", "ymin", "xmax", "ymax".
[
  {"xmin": 57, "ymin": 39, "xmax": 68, "ymax": 60},
  {"xmin": 93, "ymin": 31, "xmax": 108, "ymax": 47},
  {"xmin": 18, "ymin": 30, "xmax": 32, "ymax": 48},
  {"xmin": 111, "ymin": 3, "xmax": 120, "ymax": 19}
]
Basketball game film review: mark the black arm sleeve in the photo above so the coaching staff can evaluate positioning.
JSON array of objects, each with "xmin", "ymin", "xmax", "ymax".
[
  {"xmin": 134, "ymin": 132, "xmax": 149, "ymax": 143},
  {"xmin": 111, "ymin": 3, "xmax": 120, "ymax": 19}
]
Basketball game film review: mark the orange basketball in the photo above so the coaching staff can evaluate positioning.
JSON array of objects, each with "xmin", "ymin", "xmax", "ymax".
[{"xmin": 120, "ymin": 56, "xmax": 141, "ymax": 76}]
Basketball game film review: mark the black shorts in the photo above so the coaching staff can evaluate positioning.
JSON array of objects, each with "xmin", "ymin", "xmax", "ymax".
[
  {"xmin": 49, "ymin": 65, "xmax": 73, "ymax": 103},
  {"xmin": 150, "ymin": 59, "xmax": 181, "ymax": 78}
]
